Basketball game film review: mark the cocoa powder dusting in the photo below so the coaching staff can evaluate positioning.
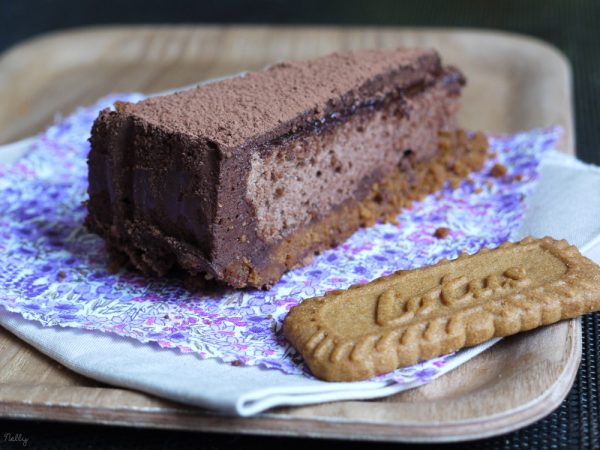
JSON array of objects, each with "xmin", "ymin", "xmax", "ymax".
[{"xmin": 117, "ymin": 48, "xmax": 442, "ymax": 154}]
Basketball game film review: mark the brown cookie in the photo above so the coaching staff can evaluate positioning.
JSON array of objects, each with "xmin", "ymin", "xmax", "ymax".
[{"xmin": 283, "ymin": 237, "xmax": 600, "ymax": 381}]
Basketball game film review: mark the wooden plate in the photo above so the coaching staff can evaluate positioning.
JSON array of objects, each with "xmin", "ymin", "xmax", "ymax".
[{"xmin": 0, "ymin": 26, "xmax": 578, "ymax": 443}]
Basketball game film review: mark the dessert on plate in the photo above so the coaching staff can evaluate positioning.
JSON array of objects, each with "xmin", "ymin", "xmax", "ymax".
[{"xmin": 86, "ymin": 48, "xmax": 488, "ymax": 289}]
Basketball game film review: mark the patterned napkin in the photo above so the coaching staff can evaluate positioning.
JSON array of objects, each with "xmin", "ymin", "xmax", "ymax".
[{"xmin": 0, "ymin": 94, "xmax": 560, "ymax": 385}]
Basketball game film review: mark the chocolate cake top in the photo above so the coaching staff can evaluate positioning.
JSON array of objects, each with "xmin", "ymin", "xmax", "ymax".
[{"xmin": 117, "ymin": 48, "xmax": 444, "ymax": 153}]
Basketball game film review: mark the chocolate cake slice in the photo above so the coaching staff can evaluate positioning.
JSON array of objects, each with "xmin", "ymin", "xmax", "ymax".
[{"xmin": 86, "ymin": 48, "xmax": 488, "ymax": 289}]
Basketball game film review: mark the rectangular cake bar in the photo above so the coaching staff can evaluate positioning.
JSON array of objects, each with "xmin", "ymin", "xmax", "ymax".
[{"xmin": 86, "ymin": 48, "xmax": 488, "ymax": 289}]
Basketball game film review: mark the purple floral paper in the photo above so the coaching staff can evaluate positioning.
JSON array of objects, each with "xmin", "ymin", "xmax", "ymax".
[{"xmin": 0, "ymin": 94, "xmax": 560, "ymax": 383}]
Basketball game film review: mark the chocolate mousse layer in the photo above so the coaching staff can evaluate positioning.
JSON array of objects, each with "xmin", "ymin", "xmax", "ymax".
[{"xmin": 85, "ymin": 48, "xmax": 488, "ymax": 289}]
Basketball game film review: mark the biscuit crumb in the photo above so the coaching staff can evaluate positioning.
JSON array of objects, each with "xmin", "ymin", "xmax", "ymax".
[
  {"xmin": 383, "ymin": 213, "xmax": 399, "ymax": 225},
  {"xmin": 113, "ymin": 101, "xmax": 128, "ymax": 112},
  {"xmin": 231, "ymin": 360, "xmax": 242, "ymax": 367},
  {"xmin": 490, "ymin": 163, "xmax": 508, "ymax": 178},
  {"xmin": 513, "ymin": 174, "xmax": 524, "ymax": 182},
  {"xmin": 452, "ymin": 160, "xmax": 470, "ymax": 177},
  {"xmin": 474, "ymin": 187, "xmax": 483, "ymax": 194},
  {"xmin": 57, "ymin": 271, "xmax": 66, "ymax": 282},
  {"xmin": 240, "ymin": 234, "xmax": 247, "ymax": 243},
  {"xmin": 358, "ymin": 203, "xmax": 376, "ymax": 227},
  {"xmin": 434, "ymin": 227, "xmax": 451, "ymax": 239}
]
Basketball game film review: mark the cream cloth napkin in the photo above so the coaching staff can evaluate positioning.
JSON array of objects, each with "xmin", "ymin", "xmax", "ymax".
[{"xmin": 1, "ymin": 150, "xmax": 599, "ymax": 416}]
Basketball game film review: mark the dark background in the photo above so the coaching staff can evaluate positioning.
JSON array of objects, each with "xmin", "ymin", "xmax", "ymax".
[{"xmin": 1, "ymin": 1, "xmax": 600, "ymax": 449}]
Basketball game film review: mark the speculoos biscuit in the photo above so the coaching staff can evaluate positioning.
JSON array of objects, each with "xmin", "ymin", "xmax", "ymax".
[{"xmin": 283, "ymin": 237, "xmax": 600, "ymax": 381}]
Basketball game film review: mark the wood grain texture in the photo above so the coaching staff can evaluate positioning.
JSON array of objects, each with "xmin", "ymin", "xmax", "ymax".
[{"xmin": 0, "ymin": 25, "xmax": 579, "ymax": 443}]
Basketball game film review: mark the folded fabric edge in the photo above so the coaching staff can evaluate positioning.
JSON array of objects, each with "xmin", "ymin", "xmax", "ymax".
[
  {"xmin": 236, "ymin": 339, "xmax": 500, "ymax": 416},
  {"xmin": 0, "ymin": 309, "xmax": 241, "ymax": 414}
]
